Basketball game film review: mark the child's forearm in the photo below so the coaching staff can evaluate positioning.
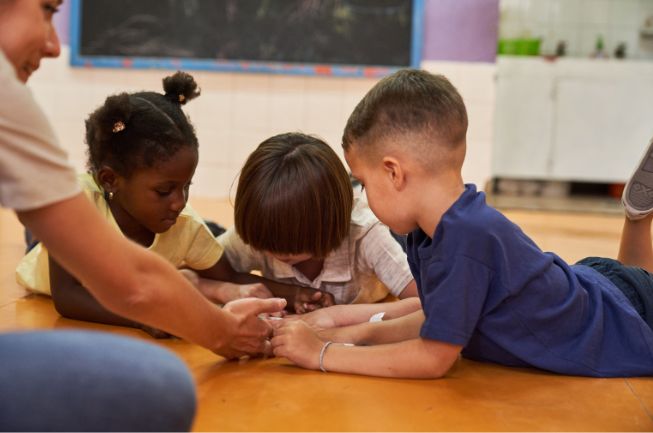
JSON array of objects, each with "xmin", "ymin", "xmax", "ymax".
[
  {"xmin": 229, "ymin": 272, "xmax": 297, "ymax": 300},
  {"xmin": 194, "ymin": 278, "xmax": 233, "ymax": 304},
  {"xmin": 381, "ymin": 297, "xmax": 422, "ymax": 320},
  {"xmin": 322, "ymin": 309, "xmax": 424, "ymax": 345},
  {"xmin": 321, "ymin": 297, "xmax": 421, "ymax": 327},
  {"xmin": 320, "ymin": 304, "xmax": 385, "ymax": 327},
  {"xmin": 198, "ymin": 257, "xmax": 316, "ymax": 311},
  {"xmin": 320, "ymin": 338, "xmax": 461, "ymax": 379},
  {"xmin": 51, "ymin": 271, "xmax": 143, "ymax": 330},
  {"xmin": 228, "ymin": 273, "xmax": 334, "ymax": 313},
  {"xmin": 198, "ymin": 256, "xmax": 300, "ymax": 300}
]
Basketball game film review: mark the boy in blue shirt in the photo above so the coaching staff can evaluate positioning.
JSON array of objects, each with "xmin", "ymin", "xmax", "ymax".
[{"xmin": 271, "ymin": 69, "xmax": 653, "ymax": 378}]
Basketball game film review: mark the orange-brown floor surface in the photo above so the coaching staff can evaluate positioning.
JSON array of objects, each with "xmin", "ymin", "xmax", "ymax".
[{"xmin": 1, "ymin": 198, "xmax": 651, "ymax": 431}]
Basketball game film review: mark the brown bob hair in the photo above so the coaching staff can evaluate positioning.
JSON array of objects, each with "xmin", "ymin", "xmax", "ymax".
[{"xmin": 234, "ymin": 132, "xmax": 353, "ymax": 258}]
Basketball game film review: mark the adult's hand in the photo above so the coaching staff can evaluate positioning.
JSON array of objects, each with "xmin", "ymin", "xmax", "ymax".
[{"xmin": 218, "ymin": 297, "xmax": 287, "ymax": 359}]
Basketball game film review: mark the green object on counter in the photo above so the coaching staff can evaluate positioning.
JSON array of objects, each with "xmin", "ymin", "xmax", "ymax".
[{"xmin": 497, "ymin": 38, "xmax": 541, "ymax": 56}]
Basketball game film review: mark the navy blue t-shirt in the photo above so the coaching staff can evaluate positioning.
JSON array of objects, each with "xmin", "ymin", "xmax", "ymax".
[{"xmin": 407, "ymin": 184, "xmax": 653, "ymax": 377}]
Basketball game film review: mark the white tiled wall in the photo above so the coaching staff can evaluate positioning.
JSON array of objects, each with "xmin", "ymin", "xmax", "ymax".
[
  {"xmin": 422, "ymin": 61, "xmax": 496, "ymax": 191},
  {"xmin": 28, "ymin": 47, "xmax": 496, "ymax": 198},
  {"xmin": 500, "ymin": 0, "xmax": 653, "ymax": 59}
]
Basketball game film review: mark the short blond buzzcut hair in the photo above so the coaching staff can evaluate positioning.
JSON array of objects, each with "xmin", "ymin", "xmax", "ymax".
[
  {"xmin": 342, "ymin": 69, "xmax": 468, "ymax": 158},
  {"xmin": 234, "ymin": 133, "xmax": 353, "ymax": 258}
]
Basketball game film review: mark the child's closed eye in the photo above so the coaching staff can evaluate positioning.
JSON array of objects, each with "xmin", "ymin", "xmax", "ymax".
[
  {"xmin": 156, "ymin": 182, "xmax": 192, "ymax": 198},
  {"xmin": 156, "ymin": 188, "xmax": 173, "ymax": 197}
]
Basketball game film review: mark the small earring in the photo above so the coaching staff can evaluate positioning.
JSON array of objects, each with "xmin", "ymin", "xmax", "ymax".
[
  {"xmin": 104, "ymin": 190, "xmax": 114, "ymax": 201},
  {"xmin": 109, "ymin": 191, "xmax": 114, "ymax": 200}
]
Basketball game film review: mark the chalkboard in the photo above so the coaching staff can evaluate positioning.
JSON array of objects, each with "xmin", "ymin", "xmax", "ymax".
[{"xmin": 69, "ymin": 0, "xmax": 424, "ymax": 77}]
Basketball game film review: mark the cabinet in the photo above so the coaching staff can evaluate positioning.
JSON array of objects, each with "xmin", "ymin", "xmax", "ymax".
[{"xmin": 493, "ymin": 57, "xmax": 653, "ymax": 183}]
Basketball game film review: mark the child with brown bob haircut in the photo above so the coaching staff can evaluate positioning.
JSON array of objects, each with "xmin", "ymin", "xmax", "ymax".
[
  {"xmin": 215, "ymin": 132, "xmax": 420, "ymax": 319},
  {"xmin": 271, "ymin": 69, "xmax": 653, "ymax": 378}
]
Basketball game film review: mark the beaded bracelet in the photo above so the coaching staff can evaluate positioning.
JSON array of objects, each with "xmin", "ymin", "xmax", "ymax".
[{"xmin": 319, "ymin": 341, "xmax": 333, "ymax": 372}]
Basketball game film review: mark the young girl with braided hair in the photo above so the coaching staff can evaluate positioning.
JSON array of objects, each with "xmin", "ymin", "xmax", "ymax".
[{"xmin": 16, "ymin": 71, "xmax": 310, "ymax": 335}]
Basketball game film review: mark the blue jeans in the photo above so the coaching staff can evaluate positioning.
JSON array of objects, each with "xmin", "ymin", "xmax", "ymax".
[
  {"xmin": 577, "ymin": 256, "xmax": 653, "ymax": 330},
  {"xmin": 0, "ymin": 330, "xmax": 196, "ymax": 431}
]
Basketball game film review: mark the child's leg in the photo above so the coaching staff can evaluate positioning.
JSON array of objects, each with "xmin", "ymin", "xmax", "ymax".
[
  {"xmin": 622, "ymin": 136, "xmax": 653, "ymax": 220},
  {"xmin": 617, "ymin": 214, "xmax": 653, "ymax": 272},
  {"xmin": 619, "ymin": 137, "xmax": 653, "ymax": 271}
]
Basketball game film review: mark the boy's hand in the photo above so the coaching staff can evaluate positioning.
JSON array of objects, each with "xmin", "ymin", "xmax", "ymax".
[
  {"xmin": 293, "ymin": 288, "xmax": 335, "ymax": 314},
  {"xmin": 271, "ymin": 320, "xmax": 324, "ymax": 370}
]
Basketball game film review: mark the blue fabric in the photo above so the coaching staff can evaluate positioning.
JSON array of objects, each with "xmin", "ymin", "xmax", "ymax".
[
  {"xmin": 407, "ymin": 184, "xmax": 653, "ymax": 377},
  {"xmin": 576, "ymin": 256, "xmax": 653, "ymax": 330},
  {"xmin": 390, "ymin": 229, "xmax": 407, "ymax": 253},
  {"xmin": 0, "ymin": 330, "xmax": 196, "ymax": 431}
]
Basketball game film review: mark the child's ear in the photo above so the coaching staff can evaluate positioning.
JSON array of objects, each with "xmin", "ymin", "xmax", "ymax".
[
  {"xmin": 96, "ymin": 165, "xmax": 119, "ymax": 193},
  {"xmin": 382, "ymin": 157, "xmax": 406, "ymax": 190}
]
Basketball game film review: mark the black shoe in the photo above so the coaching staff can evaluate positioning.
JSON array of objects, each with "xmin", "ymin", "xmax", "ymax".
[{"xmin": 204, "ymin": 220, "xmax": 226, "ymax": 237}]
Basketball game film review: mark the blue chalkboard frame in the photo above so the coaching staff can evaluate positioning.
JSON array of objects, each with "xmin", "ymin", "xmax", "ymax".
[{"xmin": 69, "ymin": 0, "xmax": 424, "ymax": 78}]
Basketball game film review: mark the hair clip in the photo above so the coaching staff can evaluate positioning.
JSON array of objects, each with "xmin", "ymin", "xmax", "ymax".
[
  {"xmin": 112, "ymin": 121, "xmax": 126, "ymax": 133},
  {"xmin": 178, "ymin": 94, "xmax": 185, "ymax": 103}
]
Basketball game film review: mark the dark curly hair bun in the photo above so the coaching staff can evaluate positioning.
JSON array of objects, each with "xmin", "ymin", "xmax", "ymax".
[
  {"xmin": 163, "ymin": 71, "xmax": 200, "ymax": 105},
  {"xmin": 89, "ymin": 93, "xmax": 132, "ymax": 142}
]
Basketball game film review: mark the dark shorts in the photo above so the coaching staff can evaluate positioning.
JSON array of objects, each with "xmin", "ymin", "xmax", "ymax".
[{"xmin": 576, "ymin": 257, "xmax": 653, "ymax": 330}]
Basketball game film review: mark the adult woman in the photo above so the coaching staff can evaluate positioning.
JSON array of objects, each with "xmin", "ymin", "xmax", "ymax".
[{"xmin": 0, "ymin": 0, "xmax": 284, "ymax": 430}]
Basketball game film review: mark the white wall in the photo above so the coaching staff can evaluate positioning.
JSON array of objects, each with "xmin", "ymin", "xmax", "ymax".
[
  {"xmin": 493, "ymin": 56, "xmax": 653, "ymax": 183},
  {"xmin": 422, "ymin": 61, "xmax": 496, "ymax": 191},
  {"xmin": 28, "ymin": 47, "xmax": 495, "ymax": 198},
  {"xmin": 500, "ymin": 0, "xmax": 653, "ymax": 59}
]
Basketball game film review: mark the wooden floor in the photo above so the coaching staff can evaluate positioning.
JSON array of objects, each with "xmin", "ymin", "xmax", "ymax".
[{"xmin": 1, "ymin": 198, "xmax": 652, "ymax": 431}]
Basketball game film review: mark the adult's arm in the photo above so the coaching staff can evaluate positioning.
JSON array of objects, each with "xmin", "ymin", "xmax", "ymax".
[{"xmin": 17, "ymin": 193, "xmax": 285, "ymax": 358}]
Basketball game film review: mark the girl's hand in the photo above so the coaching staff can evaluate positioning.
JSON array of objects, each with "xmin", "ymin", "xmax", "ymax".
[
  {"xmin": 271, "ymin": 320, "xmax": 325, "ymax": 370},
  {"xmin": 293, "ymin": 288, "xmax": 335, "ymax": 314}
]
